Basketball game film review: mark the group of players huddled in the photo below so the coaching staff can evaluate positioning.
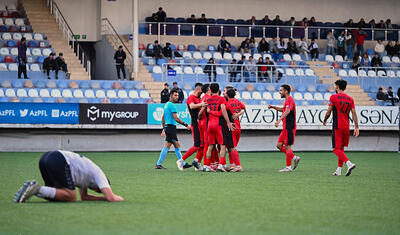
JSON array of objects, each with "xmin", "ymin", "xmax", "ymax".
[{"xmin": 156, "ymin": 79, "xmax": 359, "ymax": 176}]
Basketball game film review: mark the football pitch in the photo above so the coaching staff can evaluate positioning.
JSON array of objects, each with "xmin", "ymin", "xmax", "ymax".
[{"xmin": 0, "ymin": 151, "xmax": 399, "ymax": 234}]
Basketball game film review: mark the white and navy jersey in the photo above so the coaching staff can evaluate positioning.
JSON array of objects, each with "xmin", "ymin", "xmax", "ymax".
[{"xmin": 58, "ymin": 150, "xmax": 110, "ymax": 190}]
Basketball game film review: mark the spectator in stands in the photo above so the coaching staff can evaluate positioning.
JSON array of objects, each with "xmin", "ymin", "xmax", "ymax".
[
  {"xmin": 351, "ymin": 52, "xmax": 361, "ymax": 70},
  {"xmin": 43, "ymin": 53, "xmax": 58, "ymax": 79},
  {"xmin": 287, "ymin": 17, "xmax": 296, "ymax": 26},
  {"xmin": 56, "ymin": 53, "xmax": 71, "ymax": 79},
  {"xmin": 236, "ymin": 55, "xmax": 246, "ymax": 81},
  {"xmin": 187, "ymin": 14, "xmax": 196, "ymax": 23},
  {"xmin": 228, "ymin": 59, "xmax": 238, "ymax": 82},
  {"xmin": 327, "ymin": 30, "xmax": 336, "ymax": 56},
  {"xmin": 374, "ymin": 40, "xmax": 386, "ymax": 58},
  {"xmin": 204, "ymin": 58, "xmax": 217, "ymax": 82},
  {"xmin": 337, "ymin": 31, "xmax": 346, "ymax": 58},
  {"xmin": 198, "ymin": 13, "xmax": 208, "ymax": 23},
  {"xmin": 264, "ymin": 57, "xmax": 279, "ymax": 82},
  {"xmin": 250, "ymin": 16, "xmax": 256, "ymax": 26},
  {"xmin": 244, "ymin": 56, "xmax": 256, "ymax": 82},
  {"xmin": 114, "ymin": 46, "xmax": 127, "ymax": 80},
  {"xmin": 346, "ymin": 31, "xmax": 354, "ymax": 61},
  {"xmin": 262, "ymin": 15, "xmax": 271, "ymax": 25},
  {"xmin": 249, "ymin": 37, "xmax": 258, "ymax": 54},
  {"xmin": 162, "ymin": 42, "xmax": 172, "ymax": 59},
  {"xmin": 376, "ymin": 87, "xmax": 387, "ymax": 101},
  {"xmin": 160, "ymin": 83, "xmax": 170, "ymax": 103},
  {"xmin": 298, "ymin": 37, "xmax": 309, "ymax": 60},
  {"xmin": 387, "ymin": 86, "xmax": 397, "ymax": 106},
  {"xmin": 385, "ymin": 41, "xmax": 396, "ymax": 57},
  {"xmin": 344, "ymin": 19, "xmax": 355, "ymax": 28},
  {"xmin": 268, "ymin": 37, "xmax": 278, "ymax": 53},
  {"xmin": 172, "ymin": 82, "xmax": 184, "ymax": 103},
  {"xmin": 386, "ymin": 19, "xmax": 393, "ymax": 29},
  {"xmin": 258, "ymin": 38, "xmax": 269, "ymax": 54},
  {"xmin": 368, "ymin": 19, "xmax": 376, "ymax": 28},
  {"xmin": 358, "ymin": 18, "xmax": 367, "ymax": 28},
  {"xmin": 354, "ymin": 27, "xmax": 367, "ymax": 55},
  {"xmin": 256, "ymin": 57, "xmax": 267, "ymax": 82},
  {"xmin": 300, "ymin": 17, "xmax": 309, "ymax": 27},
  {"xmin": 308, "ymin": 39, "xmax": 319, "ymax": 61},
  {"xmin": 395, "ymin": 41, "xmax": 400, "ymax": 57},
  {"xmin": 272, "ymin": 15, "xmax": 283, "ymax": 25},
  {"xmin": 277, "ymin": 38, "xmax": 287, "ymax": 54},
  {"xmin": 17, "ymin": 37, "xmax": 28, "ymax": 79},
  {"xmin": 153, "ymin": 40, "xmax": 163, "ymax": 63},
  {"xmin": 286, "ymin": 38, "xmax": 298, "ymax": 55},
  {"xmin": 239, "ymin": 38, "xmax": 250, "ymax": 54},
  {"xmin": 361, "ymin": 52, "xmax": 370, "ymax": 67},
  {"xmin": 309, "ymin": 17, "xmax": 317, "ymax": 27},
  {"xmin": 156, "ymin": 7, "xmax": 166, "ymax": 22},
  {"xmin": 398, "ymin": 87, "xmax": 400, "ymax": 100},
  {"xmin": 371, "ymin": 53, "xmax": 382, "ymax": 69},
  {"xmin": 217, "ymin": 36, "xmax": 231, "ymax": 57},
  {"xmin": 376, "ymin": 20, "xmax": 386, "ymax": 29}
]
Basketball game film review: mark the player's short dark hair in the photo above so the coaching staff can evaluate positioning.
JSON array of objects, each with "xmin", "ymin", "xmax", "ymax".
[
  {"xmin": 281, "ymin": 84, "xmax": 291, "ymax": 93},
  {"xmin": 334, "ymin": 79, "xmax": 347, "ymax": 91},
  {"xmin": 201, "ymin": 84, "xmax": 209, "ymax": 93},
  {"xmin": 227, "ymin": 89, "xmax": 236, "ymax": 98},
  {"xmin": 195, "ymin": 82, "xmax": 203, "ymax": 88},
  {"xmin": 59, "ymin": 53, "xmax": 63, "ymax": 56},
  {"xmin": 170, "ymin": 89, "xmax": 178, "ymax": 96},
  {"xmin": 210, "ymin": 83, "xmax": 219, "ymax": 93},
  {"xmin": 225, "ymin": 85, "xmax": 234, "ymax": 90}
]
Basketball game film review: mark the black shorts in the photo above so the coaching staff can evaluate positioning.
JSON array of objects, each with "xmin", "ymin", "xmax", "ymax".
[
  {"xmin": 39, "ymin": 151, "xmax": 74, "ymax": 190},
  {"xmin": 191, "ymin": 122, "xmax": 202, "ymax": 147},
  {"xmin": 165, "ymin": 124, "xmax": 178, "ymax": 143},
  {"xmin": 221, "ymin": 123, "xmax": 234, "ymax": 149}
]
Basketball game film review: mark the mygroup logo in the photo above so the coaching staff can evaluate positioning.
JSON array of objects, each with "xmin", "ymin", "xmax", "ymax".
[
  {"xmin": 20, "ymin": 109, "xmax": 28, "ymax": 117},
  {"xmin": 87, "ymin": 106, "xmax": 100, "ymax": 121}
]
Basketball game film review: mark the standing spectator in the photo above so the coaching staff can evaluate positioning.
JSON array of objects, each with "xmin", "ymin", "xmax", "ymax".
[
  {"xmin": 262, "ymin": 15, "xmax": 271, "ymax": 25},
  {"xmin": 346, "ymin": 31, "xmax": 354, "ymax": 61},
  {"xmin": 187, "ymin": 14, "xmax": 196, "ymax": 23},
  {"xmin": 198, "ymin": 13, "xmax": 208, "ymax": 23},
  {"xmin": 172, "ymin": 82, "xmax": 184, "ymax": 103},
  {"xmin": 286, "ymin": 38, "xmax": 298, "ymax": 55},
  {"xmin": 326, "ymin": 30, "xmax": 336, "ymax": 56},
  {"xmin": 162, "ymin": 42, "xmax": 172, "ymax": 59},
  {"xmin": 204, "ymin": 58, "xmax": 217, "ymax": 82},
  {"xmin": 309, "ymin": 17, "xmax": 317, "ymax": 27},
  {"xmin": 256, "ymin": 57, "xmax": 267, "ymax": 82},
  {"xmin": 277, "ymin": 38, "xmax": 287, "ymax": 54},
  {"xmin": 368, "ymin": 19, "xmax": 376, "ymax": 28},
  {"xmin": 228, "ymin": 59, "xmax": 238, "ymax": 82},
  {"xmin": 385, "ymin": 41, "xmax": 396, "ymax": 57},
  {"xmin": 287, "ymin": 17, "xmax": 296, "ymax": 26},
  {"xmin": 55, "ymin": 53, "xmax": 71, "ymax": 79},
  {"xmin": 374, "ymin": 40, "xmax": 386, "ymax": 58},
  {"xmin": 299, "ymin": 17, "xmax": 309, "ymax": 27},
  {"xmin": 217, "ymin": 36, "xmax": 231, "ymax": 57},
  {"xmin": 354, "ymin": 27, "xmax": 367, "ymax": 55},
  {"xmin": 153, "ymin": 40, "xmax": 163, "ymax": 63},
  {"xmin": 156, "ymin": 7, "xmax": 166, "ymax": 22},
  {"xmin": 361, "ymin": 52, "xmax": 370, "ymax": 67},
  {"xmin": 337, "ymin": 31, "xmax": 346, "ymax": 58},
  {"xmin": 376, "ymin": 20, "xmax": 386, "ymax": 29},
  {"xmin": 272, "ymin": 15, "xmax": 283, "ymax": 25},
  {"xmin": 17, "ymin": 37, "xmax": 28, "ymax": 79},
  {"xmin": 385, "ymin": 19, "xmax": 393, "ymax": 29},
  {"xmin": 258, "ymin": 38, "xmax": 269, "ymax": 54},
  {"xmin": 239, "ymin": 38, "xmax": 250, "ymax": 54},
  {"xmin": 249, "ymin": 37, "xmax": 258, "ymax": 54},
  {"xmin": 268, "ymin": 37, "xmax": 278, "ymax": 53},
  {"xmin": 308, "ymin": 39, "xmax": 319, "ymax": 61},
  {"xmin": 298, "ymin": 37, "xmax": 309, "ymax": 60},
  {"xmin": 43, "ymin": 53, "xmax": 58, "ymax": 79},
  {"xmin": 114, "ymin": 45, "xmax": 126, "ymax": 80},
  {"xmin": 250, "ymin": 16, "xmax": 256, "ymax": 26},
  {"xmin": 358, "ymin": 18, "xmax": 367, "ymax": 28},
  {"xmin": 160, "ymin": 83, "xmax": 170, "ymax": 103},
  {"xmin": 244, "ymin": 56, "xmax": 256, "ymax": 82},
  {"xmin": 344, "ymin": 19, "xmax": 354, "ymax": 28}
]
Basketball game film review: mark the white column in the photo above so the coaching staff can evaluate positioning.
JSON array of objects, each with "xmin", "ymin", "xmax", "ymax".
[{"xmin": 132, "ymin": 0, "xmax": 139, "ymax": 78}]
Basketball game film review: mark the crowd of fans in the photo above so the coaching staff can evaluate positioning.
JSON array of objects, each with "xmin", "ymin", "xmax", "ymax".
[{"xmin": 376, "ymin": 86, "xmax": 399, "ymax": 106}]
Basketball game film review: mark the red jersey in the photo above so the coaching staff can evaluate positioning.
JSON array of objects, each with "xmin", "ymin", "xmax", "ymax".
[
  {"xmin": 283, "ymin": 96, "xmax": 296, "ymax": 130},
  {"xmin": 186, "ymin": 94, "xmax": 201, "ymax": 124},
  {"xmin": 207, "ymin": 95, "xmax": 226, "ymax": 124},
  {"xmin": 226, "ymin": 98, "xmax": 246, "ymax": 129},
  {"xmin": 329, "ymin": 93, "xmax": 355, "ymax": 129},
  {"xmin": 199, "ymin": 94, "xmax": 210, "ymax": 122}
]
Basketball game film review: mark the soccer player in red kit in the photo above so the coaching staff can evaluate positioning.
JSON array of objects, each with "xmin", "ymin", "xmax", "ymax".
[
  {"xmin": 268, "ymin": 84, "xmax": 301, "ymax": 172},
  {"xmin": 225, "ymin": 88, "xmax": 245, "ymax": 172},
  {"xmin": 204, "ymin": 83, "xmax": 234, "ymax": 172},
  {"xmin": 181, "ymin": 83, "xmax": 207, "ymax": 170},
  {"xmin": 323, "ymin": 80, "xmax": 359, "ymax": 176}
]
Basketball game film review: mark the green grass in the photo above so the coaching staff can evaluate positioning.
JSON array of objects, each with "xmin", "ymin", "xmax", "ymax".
[{"xmin": 0, "ymin": 151, "xmax": 399, "ymax": 234}]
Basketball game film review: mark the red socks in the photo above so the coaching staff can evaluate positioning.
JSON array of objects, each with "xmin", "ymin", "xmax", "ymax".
[
  {"xmin": 182, "ymin": 146, "xmax": 200, "ymax": 160},
  {"xmin": 195, "ymin": 148, "xmax": 203, "ymax": 163},
  {"xmin": 230, "ymin": 149, "xmax": 240, "ymax": 166},
  {"xmin": 286, "ymin": 149, "xmax": 294, "ymax": 167},
  {"xmin": 333, "ymin": 148, "xmax": 349, "ymax": 166}
]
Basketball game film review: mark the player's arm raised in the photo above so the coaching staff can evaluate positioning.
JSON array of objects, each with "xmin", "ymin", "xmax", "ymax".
[
  {"xmin": 351, "ymin": 108, "xmax": 359, "ymax": 137},
  {"xmin": 221, "ymin": 104, "xmax": 235, "ymax": 131},
  {"xmin": 268, "ymin": 104, "xmax": 284, "ymax": 112},
  {"xmin": 275, "ymin": 107, "xmax": 291, "ymax": 127},
  {"xmin": 173, "ymin": 113, "xmax": 191, "ymax": 130},
  {"xmin": 323, "ymin": 105, "xmax": 333, "ymax": 126}
]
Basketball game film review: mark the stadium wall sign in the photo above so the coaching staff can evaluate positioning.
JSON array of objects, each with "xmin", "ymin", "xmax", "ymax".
[
  {"xmin": 79, "ymin": 104, "xmax": 147, "ymax": 124},
  {"xmin": 0, "ymin": 103, "xmax": 79, "ymax": 124},
  {"xmin": 147, "ymin": 103, "xmax": 191, "ymax": 125}
]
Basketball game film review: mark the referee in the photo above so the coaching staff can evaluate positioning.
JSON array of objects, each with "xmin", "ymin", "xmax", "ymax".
[{"xmin": 155, "ymin": 89, "xmax": 192, "ymax": 170}]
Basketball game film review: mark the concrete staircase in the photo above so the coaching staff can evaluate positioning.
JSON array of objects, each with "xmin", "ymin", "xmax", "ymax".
[
  {"xmin": 307, "ymin": 61, "xmax": 375, "ymax": 106},
  {"xmin": 21, "ymin": 0, "xmax": 89, "ymax": 80}
]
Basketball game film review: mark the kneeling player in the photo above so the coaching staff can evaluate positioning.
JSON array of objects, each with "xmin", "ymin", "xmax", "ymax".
[
  {"xmin": 13, "ymin": 150, "xmax": 124, "ymax": 203},
  {"xmin": 268, "ymin": 84, "xmax": 300, "ymax": 172}
]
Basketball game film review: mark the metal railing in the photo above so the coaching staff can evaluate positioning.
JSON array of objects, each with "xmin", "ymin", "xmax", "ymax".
[
  {"xmin": 159, "ymin": 63, "xmax": 334, "ymax": 84},
  {"xmin": 140, "ymin": 22, "xmax": 400, "ymax": 41},
  {"xmin": 357, "ymin": 66, "xmax": 400, "ymax": 86},
  {"xmin": 47, "ymin": 0, "xmax": 91, "ymax": 79},
  {"xmin": 101, "ymin": 18, "xmax": 133, "ymax": 76}
]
